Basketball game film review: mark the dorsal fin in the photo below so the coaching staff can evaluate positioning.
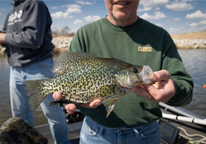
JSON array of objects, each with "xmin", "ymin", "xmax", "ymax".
[{"xmin": 51, "ymin": 52, "xmax": 97, "ymax": 74}]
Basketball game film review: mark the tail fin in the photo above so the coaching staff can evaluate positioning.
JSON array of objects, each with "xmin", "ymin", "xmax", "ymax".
[{"xmin": 23, "ymin": 80, "xmax": 49, "ymax": 111}]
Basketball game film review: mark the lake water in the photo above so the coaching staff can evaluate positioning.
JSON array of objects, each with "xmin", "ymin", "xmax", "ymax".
[{"xmin": 0, "ymin": 49, "xmax": 206, "ymax": 126}]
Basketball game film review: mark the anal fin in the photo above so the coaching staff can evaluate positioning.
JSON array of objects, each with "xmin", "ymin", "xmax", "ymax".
[{"xmin": 106, "ymin": 104, "xmax": 115, "ymax": 118}]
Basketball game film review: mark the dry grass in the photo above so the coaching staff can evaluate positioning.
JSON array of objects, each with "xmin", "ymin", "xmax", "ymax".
[
  {"xmin": 171, "ymin": 31, "xmax": 206, "ymax": 39},
  {"xmin": 56, "ymin": 32, "xmax": 206, "ymax": 40},
  {"xmin": 53, "ymin": 36, "xmax": 73, "ymax": 39},
  {"xmin": 0, "ymin": 51, "xmax": 4, "ymax": 57},
  {"xmin": 52, "ymin": 47, "xmax": 68, "ymax": 57}
]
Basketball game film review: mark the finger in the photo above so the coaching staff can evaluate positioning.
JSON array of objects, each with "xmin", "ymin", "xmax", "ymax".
[
  {"xmin": 152, "ymin": 81, "xmax": 162, "ymax": 89},
  {"xmin": 89, "ymin": 99, "xmax": 102, "ymax": 107},
  {"xmin": 144, "ymin": 80, "xmax": 175, "ymax": 103},
  {"xmin": 153, "ymin": 70, "xmax": 171, "ymax": 82},
  {"xmin": 130, "ymin": 86, "xmax": 158, "ymax": 103},
  {"xmin": 80, "ymin": 99, "xmax": 102, "ymax": 108},
  {"xmin": 129, "ymin": 86, "xmax": 146, "ymax": 95},
  {"xmin": 143, "ymin": 85, "xmax": 160, "ymax": 99},
  {"xmin": 64, "ymin": 103, "xmax": 77, "ymax": 111},
  {"xmin": 145, "ymin": 95, "xmax": 158, "ymax": 103},
  {"xmin": 53, "ymin": 91, "xmax": 62, "ymax": 101},
  {"xmin": 143, "ymin": 84, "xmax": 168, "ymax": 102}
]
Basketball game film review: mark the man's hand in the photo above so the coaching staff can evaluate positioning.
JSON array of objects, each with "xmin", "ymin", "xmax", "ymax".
[
  {"xmin": 53, "ymin": 92, "xmax": 102, "ymax": 111},
  {"xmin": 129, "ymin": 70, "xmax": 175, "ymax": 103},
  {"xmin": 0, "ymin": 33, "xmax": 6, "ymax": 44}
]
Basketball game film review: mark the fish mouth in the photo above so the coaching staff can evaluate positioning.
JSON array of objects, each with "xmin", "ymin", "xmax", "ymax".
[{"xmin": 139, "ymin": 65, "xmax": 155, "ymax": 85}]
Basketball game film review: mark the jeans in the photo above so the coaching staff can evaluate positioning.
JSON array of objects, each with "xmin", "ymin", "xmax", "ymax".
[
  {"xmin": 80, "ymin": 117, "xmax": 161, "ymax": 144},
  {"xmin": 9, "ymin": 58, "xmax": 70, "ymax": 144}
]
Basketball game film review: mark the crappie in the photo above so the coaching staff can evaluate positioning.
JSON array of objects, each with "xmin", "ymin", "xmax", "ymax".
[{"xmin": 23, "ymin": 52, "xmax": 155, "ymax": 117}]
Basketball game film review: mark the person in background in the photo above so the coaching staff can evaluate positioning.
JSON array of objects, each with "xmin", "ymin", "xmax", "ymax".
[
  {"xmin": 53, "ymin": 0, "xmax": 193, "ymax": 143},
  {"xmin": 0, "ymin": 0, "xmax": 70, "ymax": 143}
]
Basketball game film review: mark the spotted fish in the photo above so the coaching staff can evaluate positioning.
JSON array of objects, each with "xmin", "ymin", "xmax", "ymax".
[{"xmin": 23, "ymin": 52, "xmax": 155, "ymax": 117}]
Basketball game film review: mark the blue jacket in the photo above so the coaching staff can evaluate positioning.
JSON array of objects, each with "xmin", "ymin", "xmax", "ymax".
[{"xmin": 3, "ymin": 0, "xmax": 54, "ymax": 67}]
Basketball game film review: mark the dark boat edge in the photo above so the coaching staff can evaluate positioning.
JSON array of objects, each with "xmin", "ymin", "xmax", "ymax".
[{"xmin": 34, "ymin": 103, "xmax": 206, "ymax": 144}]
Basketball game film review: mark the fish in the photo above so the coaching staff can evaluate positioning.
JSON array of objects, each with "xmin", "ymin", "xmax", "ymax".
[{"xmin": 23, "ymin": 52, "xmax": 155, "ymax": 117}]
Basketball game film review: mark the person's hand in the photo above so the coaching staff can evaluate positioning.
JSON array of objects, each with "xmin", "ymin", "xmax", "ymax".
[
  {"xmin": 129, "ymin": 70, "xmax": 175, "ymax": 103},
  {"xmin": 0, "ymin": 33, "xmax": 6, "ymax": 44},
  {"xmin": 53, "ymin": 92, "xmax": 102, "ymax": 111}
]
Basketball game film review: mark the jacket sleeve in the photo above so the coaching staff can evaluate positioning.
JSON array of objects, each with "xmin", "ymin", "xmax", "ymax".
[
  {"xmin": 162, "ymin": 31, "xmax": 194, "ymax": 107},
  {"xmin": 5, "ymin": 1, "xmax": 50, "ymax": 49}
]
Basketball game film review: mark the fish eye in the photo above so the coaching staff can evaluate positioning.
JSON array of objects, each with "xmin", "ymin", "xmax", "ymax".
[{"xmin": 133, "ymin": 67, "xmax": 138, "ymax": 73}]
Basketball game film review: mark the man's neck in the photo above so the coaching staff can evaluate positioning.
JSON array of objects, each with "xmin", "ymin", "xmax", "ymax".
[{"xmin": 107, "ymin": 15, "xmax": 138, "ymax": 27}]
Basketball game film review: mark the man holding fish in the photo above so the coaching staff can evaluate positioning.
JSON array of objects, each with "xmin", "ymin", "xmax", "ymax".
[
  {"xmin": 51, "ymin": 0, "xmax": 193, "ymax": 143},
  {"xmin": 50, "ymin": 0, "xmax": 193, "ymax": 143}
]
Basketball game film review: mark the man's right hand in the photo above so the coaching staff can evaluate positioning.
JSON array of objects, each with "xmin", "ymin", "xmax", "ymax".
[{"xmin": 53, "ymin": 92, "xmax": 102, "ymax": 111}]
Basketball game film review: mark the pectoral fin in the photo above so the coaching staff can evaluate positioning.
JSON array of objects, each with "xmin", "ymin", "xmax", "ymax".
[{"xmin": 104, "ymin": 98, "xmax": 118, "ymax": 118}]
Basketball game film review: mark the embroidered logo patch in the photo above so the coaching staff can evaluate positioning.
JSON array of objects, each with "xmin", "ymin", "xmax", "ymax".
[{"xmin": 138, "ymin": 45, "xmax": 152, "ymax": 52}]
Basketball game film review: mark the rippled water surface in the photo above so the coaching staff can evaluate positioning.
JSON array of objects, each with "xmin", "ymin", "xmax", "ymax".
[
  {"xmin": 0, "ymin": 49, "xmax": 206, "ymax": 126},
  {"xmin": 178, "ymin": 49, "xmax": 206, "ymax": 116}
]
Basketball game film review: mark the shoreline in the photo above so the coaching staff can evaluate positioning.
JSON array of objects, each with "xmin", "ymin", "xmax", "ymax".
[{"xmin": 1, "ymin": 37, "xmax": 206, "ymax": 57}]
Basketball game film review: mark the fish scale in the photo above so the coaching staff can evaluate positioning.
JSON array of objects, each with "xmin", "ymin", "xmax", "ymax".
[{"xmin": 23, "ymin": 52, "xmax": 155, "ymax": 117}]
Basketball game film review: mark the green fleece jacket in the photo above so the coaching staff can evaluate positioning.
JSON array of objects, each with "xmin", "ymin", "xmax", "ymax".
[{"xmin": 68, "ymin": 17, "xmax": 193, "ymax": 128}]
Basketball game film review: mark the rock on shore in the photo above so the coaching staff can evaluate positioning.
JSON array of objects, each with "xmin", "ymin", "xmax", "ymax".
[
  {"xmin": 173, "ymin": 39, "xmax": 206, "ymax": 49},
  {"xmin": 52, "ymin": 37, "xmax": 72, "ymax": 49}
]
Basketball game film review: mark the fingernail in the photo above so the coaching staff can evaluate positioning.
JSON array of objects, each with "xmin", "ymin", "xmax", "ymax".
[
  {"xmin": 65, "ymin": 105, "xmax": 73, "ymax": 111},
  {"xmin": 68, "ymin": 107, "xmax": 72, "ymax": 111},
  {"xmin": 54, "ymin": 94, "xmax": 57, "ymax": 100}
]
